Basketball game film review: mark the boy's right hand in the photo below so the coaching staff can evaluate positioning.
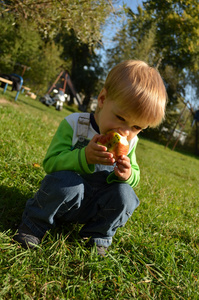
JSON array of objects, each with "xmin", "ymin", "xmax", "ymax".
[{"xmin": 85, "ymin": 135, "xmax": 115, "ymax": 165}]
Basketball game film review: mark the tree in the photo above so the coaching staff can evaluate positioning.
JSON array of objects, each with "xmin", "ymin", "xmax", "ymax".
[
  {"xmin": 135, "ymin": 0, "xmax": 199, "ymax": 150},
  {"xmin": 0, "ymin": 14, "xmax": 64, "ymax": 94},
  {"xmin": 106, "ymin": 18, "xmax": 157, "ymax": 69},
  {"xmin": 143, "ymin": 0, "xmax": 199, "ymax": 72},
  {"xmin": 56, "ymin": 29, "xmax": 104, "ymax": 109},
  {"xmin": 106, "ymin": 0, "xmax": 199, "ymax": 105},
  {"xmin": 0, "ymin": 14, "xmax": 16, "ymax": 73},
  {"xmin": 0, "ymin": 0, "xmax": 117, "ymax": 46},
  {"xmin": 140, "ymin": 0, "xmax": 199, "ymax": 106},
  {"xmin": 0, "ymin": 0, "xmax": 118, "ymax": 96},
  {"xmin": 105, "ymin": 0, "xmax": 199, "ymax": 152}
]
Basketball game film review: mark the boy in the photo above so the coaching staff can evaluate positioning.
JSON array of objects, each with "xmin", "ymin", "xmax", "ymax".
[{"xmin": 14, "ymin": 60, "xmax": 167, "ymax": 256}]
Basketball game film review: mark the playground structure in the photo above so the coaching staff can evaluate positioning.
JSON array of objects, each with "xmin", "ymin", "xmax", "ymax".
[
  {"xmin": 39, "ymin": 70, "xmax": 82, "ymax": 111},
  {"xmin": 0, "ymin": 73, "xmax": 34, "ymax": 100},
  {"xmin": 165, "ymin": 100, "xmax": 199, "ymax": 155},
  {"xmin": 0, "ymin": 73, "xmax": 23, "ymax": 100}
]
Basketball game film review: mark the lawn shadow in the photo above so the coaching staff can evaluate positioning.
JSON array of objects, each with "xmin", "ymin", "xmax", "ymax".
[
  {"xmin": 17, "ymin": 98, "xmax": 48, "ymax": 112},
  {"xmin": 51, "ymin": 221, "xmax": 84, "ymax": 244},
  {"xmin": 0, "ymin": 185, "xmax": 83, "ymax": 244},
  {"xmin": 0, "ymin": 185, "xmax": 29, "ymax": 232}
]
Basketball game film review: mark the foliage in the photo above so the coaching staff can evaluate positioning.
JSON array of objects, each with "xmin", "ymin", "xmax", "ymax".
[
  {"xmin": 0, "ymin": 94, "xmax": 199, "ymax": 299},
  {"xmin": 0, "ymin": 0, "xmax": 118, "ymax": 97},
  {"xmin": 0, "ymin": 14, "xmax": 16, "ymax": 73},
  {"xmin": 143, "ymin": 0, "xmax": 199, "ymax": 72},
  {"xmin": 0, "ymin": 15, "xmax": 104, "ymax": 97},
  {"xmin": 105, "ymin": 0, "xmax": 199, "ymax": 151},
  {"xmin": 106, "ymin": 7, "xmax": 156, "ymax": 68},
  {"xmin": 0, "ymin": 15, "xmax": 64, "ymax": 94},
  {"xmin": 143, "ymin": 0, "xmax": 199, "ymax": 108},
  {"xmin": 106, "ymin": 0, "xmax": 199, "ymax": 106},
  {"xmin": 0, "ymin": 0, "xmax": 117, "ymax": 45}
]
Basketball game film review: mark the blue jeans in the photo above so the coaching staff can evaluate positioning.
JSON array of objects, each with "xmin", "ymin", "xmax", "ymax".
[{"xmin": 22, "ymin": 170, "xmax": 139, "ymax": 247}]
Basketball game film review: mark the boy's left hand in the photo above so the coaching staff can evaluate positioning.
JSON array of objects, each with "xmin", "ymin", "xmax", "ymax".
[{"xmin": 114, "ymin": 155, "xmax": 131, "ymax": 181}]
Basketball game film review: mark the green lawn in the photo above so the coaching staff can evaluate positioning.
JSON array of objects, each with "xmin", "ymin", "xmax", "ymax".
[{"xmin": 0, "ymin": 90, "xmax": 199, "ymax": 299}]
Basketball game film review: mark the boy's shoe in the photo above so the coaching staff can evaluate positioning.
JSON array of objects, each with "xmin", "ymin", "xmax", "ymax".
[
  {"xmin": 14, "ymin": 223, "xmax": 41, "ymax": 249},
  {"xmin": 96, "ymin": 245, "xmax": 108, "ymax": 257}
]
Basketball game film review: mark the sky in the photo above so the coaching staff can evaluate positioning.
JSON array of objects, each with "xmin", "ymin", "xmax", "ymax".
[
  {"xmin": 115, "ymin": 0, "xmax": 143, "ymax": 13},
  {"xmin": 99, "ymin": 0, "xmax": 143, "ymax": 61},
  {"xmin": 103, "ymin": 0, "xmax": 143, "ymax": 47}
]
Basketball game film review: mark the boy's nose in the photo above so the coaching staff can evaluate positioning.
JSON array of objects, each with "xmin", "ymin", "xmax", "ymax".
[{"xmin": 118, "ymin": 129, "xmax": 129, "ymax": 137}]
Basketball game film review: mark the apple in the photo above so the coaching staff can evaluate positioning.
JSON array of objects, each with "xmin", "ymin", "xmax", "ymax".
[{"xmin": 97, "ymin": 131, "xmax": 129, "ymax": 160}]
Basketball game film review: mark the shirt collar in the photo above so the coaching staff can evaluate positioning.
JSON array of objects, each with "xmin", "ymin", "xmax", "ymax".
[{"xmin": 90, "ymin": 113, "xmax": 100, "ymax": 133}]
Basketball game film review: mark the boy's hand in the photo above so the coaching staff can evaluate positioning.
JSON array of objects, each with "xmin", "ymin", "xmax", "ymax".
[
  {"xmin": 114, "ymin": 155, "xmax": 131, "ymax": 181},
  {"xmin": 85, "ymin": 135, "xmax": 115, "ymax": 165}
]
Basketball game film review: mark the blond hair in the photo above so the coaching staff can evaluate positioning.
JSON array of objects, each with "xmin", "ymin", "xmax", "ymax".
[{"xmin": 104, "ymin": 60, "xmax": 167, "ymax": 127}]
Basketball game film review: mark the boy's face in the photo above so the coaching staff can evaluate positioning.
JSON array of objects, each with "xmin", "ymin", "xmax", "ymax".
[{"xmin": 95, "ymin": 89, "xmax": 148, "ymax": 141}]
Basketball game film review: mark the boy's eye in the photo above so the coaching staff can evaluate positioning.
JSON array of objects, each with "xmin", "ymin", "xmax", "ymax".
[
  {"xmin": 133, "ymin": 125, "xmax": 142, "ymax": 130},
  {"xmin": 116, "ymin": 115, "xmax": 125, "ymax": 121}
]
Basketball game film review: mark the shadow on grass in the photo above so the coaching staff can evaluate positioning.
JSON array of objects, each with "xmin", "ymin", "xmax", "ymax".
[
  {"xmin": 65, "ymin": 105, "xmax": 80, "ymax": 113},
  {"xmin": 139, "ymin": 135, "xmax": 199, "ymax": 159},
  {"xmin": 17, "ymin": 98, "xmax": 47, "ymax": 112},
  {"xmin": 0, "ymin": 185, "xmax": 30, "ymax": 232},
  {"xmin": 0, "ymin": 184, "xmax": 83, "ymax": 245},
  {"xmin": 51, "ymin": 221, "xmax": 84, "ymax": 244}
]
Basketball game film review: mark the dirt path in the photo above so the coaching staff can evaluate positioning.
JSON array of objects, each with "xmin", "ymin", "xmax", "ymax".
[
  {"xmin": 0, "ymin": 98, "xmax": 18, "ymax": 106},
  {"xmin": 0, "ymin": 98, "xmax": 9, "ymax": 104}
]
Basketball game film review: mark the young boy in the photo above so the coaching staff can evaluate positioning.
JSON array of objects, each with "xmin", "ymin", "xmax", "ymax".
[{"xmin": 14, "ymin": 60, "xmax": 167, "ymax": 256}]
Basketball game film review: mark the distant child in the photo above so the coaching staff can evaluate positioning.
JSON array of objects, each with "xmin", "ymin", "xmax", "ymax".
[{"xmin": 14, "ymin": 60, "xmax": 167, "ymax": 256}]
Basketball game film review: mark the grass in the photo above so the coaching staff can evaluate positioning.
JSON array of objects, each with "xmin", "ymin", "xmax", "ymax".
[{"xmin": 0, "ymin": 88, "xmax": 199, "ymax": 299}]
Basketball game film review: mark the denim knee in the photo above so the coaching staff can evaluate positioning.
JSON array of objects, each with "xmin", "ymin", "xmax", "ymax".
[
  {"xmin": 22, "ymin": 171, "xmax": 88, "ymax": 236},
  {"xmin": 39, "ymin": 171, "xmax": 84, "ymax": 204},
  {"xmin": 79, "ymin": 182, "xmax": 139, "ymax": 247},
  {"xmin": 112, "ymin": 182, "xmax": 139, "ymax": 216}
]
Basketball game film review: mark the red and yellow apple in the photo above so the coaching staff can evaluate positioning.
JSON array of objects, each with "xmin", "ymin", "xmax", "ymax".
[{"xmin": 97, "ymin": 131, "xmax": 129, "ymax": 160}]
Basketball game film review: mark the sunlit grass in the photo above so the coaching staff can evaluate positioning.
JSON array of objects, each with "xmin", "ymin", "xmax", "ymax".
[{"xmin": 0, "ymin": 91, "xmax": 199, "ymax": 299}]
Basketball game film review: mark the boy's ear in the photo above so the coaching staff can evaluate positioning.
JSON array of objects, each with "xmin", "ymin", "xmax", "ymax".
[{"xmin": 98, "ymin": 88, "xmax": 107, "ymax": 108}]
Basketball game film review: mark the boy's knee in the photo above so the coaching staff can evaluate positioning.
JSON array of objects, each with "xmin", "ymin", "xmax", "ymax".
[
  {"xmin": 115, "ymin": 183, "xmax": 139, "ymax": 213},
  {"xmin": 39, "ymin": 171, "xmax": 84, "ymax": 199},
  {"xmin": 45, "ymin": 170, "xmax": 81, "ymax": 185}
]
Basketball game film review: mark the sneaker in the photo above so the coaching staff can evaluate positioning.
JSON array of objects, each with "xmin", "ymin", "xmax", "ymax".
[
  {"xmin": 96, "ymin": 245, "xmax": 108, "ymax": 257},
  {"xmin": 14, "ymin": 223, "xmax": 41, "ymax": 249}
]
